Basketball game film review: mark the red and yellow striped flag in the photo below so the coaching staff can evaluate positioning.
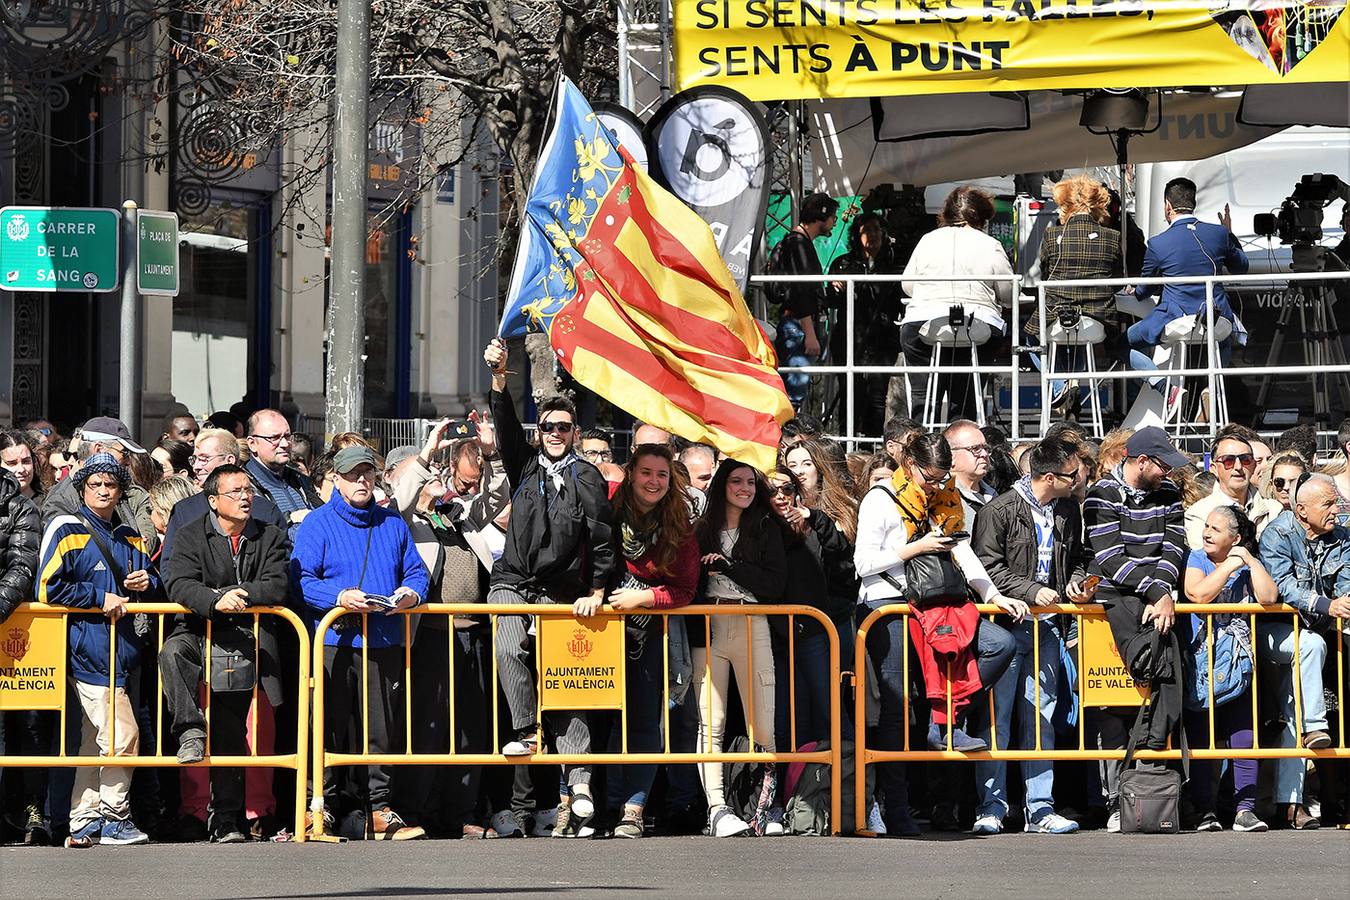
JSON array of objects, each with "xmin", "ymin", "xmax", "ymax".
[{"xmin": 500, "ymin": 79, "xmax": 791, "ymax": 471}]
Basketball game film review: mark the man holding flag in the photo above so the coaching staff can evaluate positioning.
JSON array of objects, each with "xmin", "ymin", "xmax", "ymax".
[{"xmin": 498, "ymin": 77, "xmax": 792, "ymax": 473}]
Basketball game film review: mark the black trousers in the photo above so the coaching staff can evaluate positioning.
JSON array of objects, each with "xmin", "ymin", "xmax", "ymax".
[
  {"xmin": 159, "ymin": 631, "xmax": 251, "ymax": 829},
  {"xmin": 315, "ymin": 644, "xmax": 406, "ymax": 811},
  {"xmin": 407, "ymin": 623, "xmax": 488, "ymax": 831},
  {"xmin": 900, "ymin": 321, "xmax": 981, "ymax": 422}
]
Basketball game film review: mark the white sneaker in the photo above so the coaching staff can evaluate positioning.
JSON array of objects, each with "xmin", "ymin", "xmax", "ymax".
[
  {"xmin": 1025, "ymin": 812, "xmax": 1080, "ymax": 834},
  {"xmin": 531, "ymin": 807, "xmax": 557, "ymax": 837},
  {"xmin": 764, "ymin": 807, "xmax": 785, "ymax": 836},
  {"xmin": 709, "ymin": 805, "xmax": 750, "ymax": 838},
  {"xmin": 570, "ymin": 792, "xmax": 595, "ymax": 821},
  {"xmin": 971, "ymin": 814, "xmax": 1002, "ymax": 835},
  {"xmin": 1106, "ymin": 809, "xmax": 1121, "ymax": 833},
  {"xmin": 867, "ymin": 802, "xmax": 888, "ymax": 835},
  {"xmin": 489, "ymin": 809, "xmax": 524, "ymax": 838},
  {"xmin": 501, "ymin": 735, "xmax": 538, "ymax": 756}
]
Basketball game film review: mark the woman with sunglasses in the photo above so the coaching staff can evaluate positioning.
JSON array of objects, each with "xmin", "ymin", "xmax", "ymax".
[
  {"xmin": 693, "ymin": 459, "xmax": 786, "ymax": 837},
  {"xmin": 601, "ymin": 443, "xmax": 699, "ymax": 839},
  {"xmin": 1260, "ymin": 451, "xmax": 1308, "ymax": 512},
  {"xmin": 765, "ymin": 466, "xmax": 848, "ymax": 757},
  {"xmin": 1182, "ymin": 505, "xmax": 1275, "ymax": 832},
  {"xmin": 854, "ymin": 431, "xmax": 1025, "ymax": 835}
]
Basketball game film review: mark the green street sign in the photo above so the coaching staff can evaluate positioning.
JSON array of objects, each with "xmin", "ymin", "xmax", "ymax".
[
  {"xmin": 137, "ymin": 210, "xmax": 179, "ymax": 296},
  {"xmin": 0, "ymin": 206, "xmax": 120, "ymax": 293}
]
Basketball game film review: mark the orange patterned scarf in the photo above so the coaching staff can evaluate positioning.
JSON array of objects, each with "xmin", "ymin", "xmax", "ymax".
[{"xmin": 890, "ymin": 467, "xmax": 965, "ymax": 539}]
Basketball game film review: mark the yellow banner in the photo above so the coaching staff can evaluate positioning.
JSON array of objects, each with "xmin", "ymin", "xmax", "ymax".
[
  {"xmin": 0, "ymin": 610, "xmax": 66, "ymax": 711},
  {"xmin": 538, "ymin": 615, "xmax": 626, "ymax": 711},
  {"xmin": 674, "ymin": 2, "xmax": 1350, "ymax": 100},
  {"xmin": 1080, "ymin": 612, "xmax": 1148, "ymax": 707}
]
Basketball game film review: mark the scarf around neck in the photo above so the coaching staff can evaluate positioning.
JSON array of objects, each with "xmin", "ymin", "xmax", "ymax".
[{"xmin": 890, "ymin": 467, "xmax": 965, "ymax": 539}]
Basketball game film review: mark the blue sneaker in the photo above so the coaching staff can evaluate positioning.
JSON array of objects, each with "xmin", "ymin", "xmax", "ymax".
[
  {"xmin": 1025, "ymin": 812, "xmax": 1080, "ymax": 834},
  {"xmin": 100, "ymin": 819, "xmax": 150, "ymax": 845},
  {"xmin": 65, "ymin": 818, "xmax": 103, "ymax": 848}
]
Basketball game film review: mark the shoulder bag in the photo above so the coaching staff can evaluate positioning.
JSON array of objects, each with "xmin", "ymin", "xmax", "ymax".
[{"xmin": 1118, "ymin": 630, "xmax": 1190, "ymax": 834}]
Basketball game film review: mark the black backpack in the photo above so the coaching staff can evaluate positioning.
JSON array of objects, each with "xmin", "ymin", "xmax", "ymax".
[{"xmin": 722, "ymin": 735, "xmax": 777, "ymax": 835}]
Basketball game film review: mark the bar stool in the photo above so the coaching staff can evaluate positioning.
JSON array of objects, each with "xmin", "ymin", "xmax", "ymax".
[
  {"xmin": 1044, "ymin": 314, "xmax": 1107, "ymax": 438},
  {"xmin": 1158, "ymin": 314, "xmax": 1233, "ymax": 430},
  {"xmin": 915, "ymin": 314, "xmax": 993, "ymax": 430}
]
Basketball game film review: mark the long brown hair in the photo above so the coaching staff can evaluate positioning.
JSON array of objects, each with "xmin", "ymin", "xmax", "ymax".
[
  {"xmin": 612, "ymin": 443, "xmax": 692, "ymax": 574},
  {"xmin": 782, "ymin": 439, "xmax": 858, "ymax": 542}
]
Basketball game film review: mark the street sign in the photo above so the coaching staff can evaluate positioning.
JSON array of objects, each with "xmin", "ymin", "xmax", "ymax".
[
  {"xmin": 0, "ymin": 206, "xmax": 120, "ymax": 293},
  {"xmin": 136, "ymin": 210, "xmax": 180, "ymax": 296}
]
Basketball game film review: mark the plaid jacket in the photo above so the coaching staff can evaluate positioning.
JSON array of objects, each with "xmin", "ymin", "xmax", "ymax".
[{"xmin": 1030, "ymin": 214, "xmax": 1123, "ymax": 336}]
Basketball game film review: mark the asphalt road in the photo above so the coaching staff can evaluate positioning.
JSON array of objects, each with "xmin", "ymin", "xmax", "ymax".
[{"xmin": 3, "ymin": 832, "xmax": 1347, "ymax": 899}]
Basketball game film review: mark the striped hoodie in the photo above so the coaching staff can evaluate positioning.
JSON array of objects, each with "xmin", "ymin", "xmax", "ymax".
[{"xmin": 1084, "ymin": 466, "xmax": 1186, "ymax": 604}]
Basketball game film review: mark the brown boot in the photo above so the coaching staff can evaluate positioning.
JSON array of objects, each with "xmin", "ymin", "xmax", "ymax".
[
  {"xmin": 371, "ymin": 806, "xmax": 425, "ymax": 841},
  {"xmin": 304, "ymin": 809, "xmax": 335, "ymax": 838},
  {"xmin": 1278, "ymin": 804, "xmax": 1321, "ymax": 830}
]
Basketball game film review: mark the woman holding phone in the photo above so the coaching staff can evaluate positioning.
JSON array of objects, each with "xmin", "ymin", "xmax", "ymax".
[{"xmin": 854, "ymin": 431, "xmax": 1025, "ymax": 835}]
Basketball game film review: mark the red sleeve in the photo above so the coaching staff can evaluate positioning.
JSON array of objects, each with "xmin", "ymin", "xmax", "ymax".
[
  {"xmin": 650, "ymin": 532, "xmax": 700, "ymax": 609},
  {"xmin": 606, "ymin": 480, "xmax": 621, "ymax": 501}
]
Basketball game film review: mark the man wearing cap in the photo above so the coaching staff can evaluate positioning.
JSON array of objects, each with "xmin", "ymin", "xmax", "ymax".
[
  {"xmin": 482, "ymin": 338, "xmax": 615, "ymax": 837},
  {"xmin": 42, "ymin": 416, "xmax": 159, "ymax": 554},
  {"xmin": 162, "ymin": 428, "xmax": 286, "ymax": 561},
  {"xmin": 291, "ymin": 444, "xmax": 429, "ymax": 840},
  {"xmin": 38, "ymin": 452, "xmax": 163, "ymax": 846},
  {"xmin": 1083, "ymin": 425, "xmax": 1189, "ymax": 831},
  {"xmin": 243, "ymin": 409, "xmax": 320, "ymax": 538}
]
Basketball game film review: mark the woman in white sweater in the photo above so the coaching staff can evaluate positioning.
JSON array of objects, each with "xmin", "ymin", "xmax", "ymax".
[
  {"xmin": 854, "ymin": 431, "xmax": 1027, "ymax": 834},
  {"xmin": 899, "ymin": 186, "xmax": 1014, "ymax": 420}
]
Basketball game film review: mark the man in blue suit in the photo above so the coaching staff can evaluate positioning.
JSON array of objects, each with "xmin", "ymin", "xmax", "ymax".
[{"xmin": 1127, "ymin": 177, "xmax": 1248, "ymax": 418}]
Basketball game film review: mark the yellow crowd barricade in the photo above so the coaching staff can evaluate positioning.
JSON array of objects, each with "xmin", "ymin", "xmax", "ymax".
[
  {"xmin": 0, "ymin": 602, "xmax": 313, "ymax": 844},
  {"xmin": 308, "ymin": 603, "xmax": 843, "ymax": 839},
  {"xmin": 853, "ymin": 603, "xmax": 1348, "ymax": 835}
]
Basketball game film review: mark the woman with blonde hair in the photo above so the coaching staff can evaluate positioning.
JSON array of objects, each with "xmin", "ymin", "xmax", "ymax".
[{"xmin": 1029, "ymin": 175, "xmax": 1125, "ymax": 409}]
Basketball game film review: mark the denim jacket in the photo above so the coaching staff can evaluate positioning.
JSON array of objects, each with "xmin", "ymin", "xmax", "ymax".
[{"xmin": 1256, "ymin": 509, "xmax": 1350, "ymax": 631}]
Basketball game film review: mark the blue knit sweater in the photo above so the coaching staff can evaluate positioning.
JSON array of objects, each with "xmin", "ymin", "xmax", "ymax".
[{"xmin": 291, "ymin": 492, "xmax": 429, "ymax": 648}]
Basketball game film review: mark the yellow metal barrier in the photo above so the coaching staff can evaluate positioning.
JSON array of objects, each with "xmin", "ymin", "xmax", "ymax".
[
  {"xmin": 0, "ymin": 602, "xmax": 312, "ymax": 844},
  {"xmin": 308, "ymin": 603, "xmax": 843, "ymax": 838},
  {"xmin": 853, "ymin": 603, "xmax": 1348, "ymax": 834}
]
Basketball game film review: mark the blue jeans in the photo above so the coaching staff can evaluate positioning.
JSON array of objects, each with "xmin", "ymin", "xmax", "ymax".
[
  {"xmin": 775, "ymin": 318, "xmax": 816, "ymax": 409},
  {"xmin": 1257, "ymin": 621, "xmax": 1328, "ymax": 805},
  {"xmin": 606, "ymin": 626, "xmax": 665, "ymax": 811},
  {"xmin": 773, "ymin": 627, "xmax": 834, "ymax": 751},
  {"xmin": 971, "ymin": 618, "xmax": 1063, "ymax": 821},
  {"xmin": 860, "ymin": 599, "xmax": 913, "ymax": 823},
  {"xmin": 1127, "ymin": 319, "xmax": 1231, "ymax": 392},
  {"xmin": 1022, "ymin": 325, "xmax": 1075, "ymax": 400}
]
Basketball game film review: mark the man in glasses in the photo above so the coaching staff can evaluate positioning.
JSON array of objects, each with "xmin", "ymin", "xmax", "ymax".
[
  {"xmin": 944, "ymin": 419, "xmax": 997, "ymax": 526},
  {"xmin": 1184, "ymin": 425, "xmax": 1283, "ymax": 548},
  {"xmin": 161, "ymin": 429, "xmax": 285, "ymax": 561},
  {"xmin": 1256, "ymin": 472, "xmax": 1345, "ymax": 828},
  {"xmin": 578, "ymin": 429, "xmax": 613, "ymax": 466},
  {"xmin": 971, "ymin": 437, "xmax": 1095, "ymax": 835},
  {"xmin": 293, "ymin": 445, "xmax": 429, "ymax": 840},
  {"xmin": 1083, "ymin": 425, "xmax": 1190, "ymax": 831},
  {"xmin": 244, "ymin": 409, "xmax": 320, "ymax": 538},
  {"xmin": 481, "ymin": 338, "xmax": 615, "ymax": 837},
  {"xmin": 159, "ymin": 464, "xmax": 290, "ymax": 843}
]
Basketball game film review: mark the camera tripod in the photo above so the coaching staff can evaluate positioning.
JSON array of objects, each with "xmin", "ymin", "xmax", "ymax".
[{"xmin": 1255, "ymin": 252, "xmax": 1350, "ymax": 422}]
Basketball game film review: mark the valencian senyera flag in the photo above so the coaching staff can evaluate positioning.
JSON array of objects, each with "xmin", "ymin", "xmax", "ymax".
[{"xmin": 499, "ymin": 77, "xmax": 792, "ymax": 473}]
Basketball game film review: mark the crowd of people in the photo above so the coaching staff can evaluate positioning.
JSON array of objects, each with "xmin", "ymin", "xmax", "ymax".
[
  {"xmin": 770, "ymin": 175, "xmax": 1268, "ymax": 429},
  {"xmin": 0, "ymin": 340, "xmax": 1347, "ymax": 847}
]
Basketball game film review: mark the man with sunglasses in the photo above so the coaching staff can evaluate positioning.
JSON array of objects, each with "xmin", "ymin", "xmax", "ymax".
[
  {"xmin": 159, "ymin": 464, "xmax": 290, "ymax": 842},
  {"xmin": 1256, "ymin": 471, "xmax": 1345, "ymax": 828},
  {"xmin": 1083, "ymin": 426, "xmax": 1190, "ymax": 829},
  {"xmin": 481, "ymin": 338, "xmax": 615, "ymax": 836},
  {"xmin": 972, "ymin": 437, "xmax": 1093, "ymax": 835},
  {"xmin": 1184, "ymin": 426, "xmax": 1284, "ymax": 549}
]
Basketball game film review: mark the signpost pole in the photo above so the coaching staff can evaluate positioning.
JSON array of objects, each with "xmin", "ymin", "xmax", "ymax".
[{"xmin": 118, "ymin": 200, "xmax": 142, "ymax": 441}]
